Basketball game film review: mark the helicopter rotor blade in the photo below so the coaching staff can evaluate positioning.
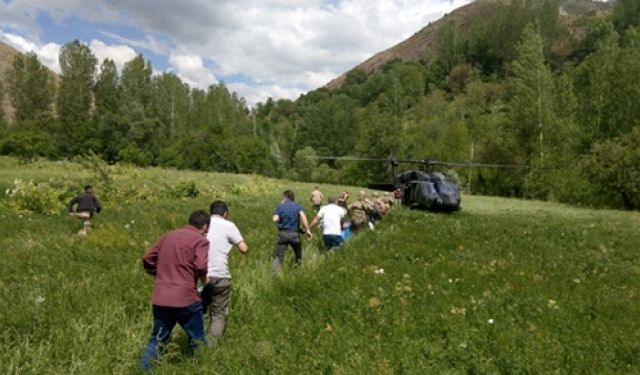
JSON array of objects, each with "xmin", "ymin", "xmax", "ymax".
[
  {"xmin": 306, "ymin": 156, "xmax": 392, "ymax": 162},
  {"xmin": 307, "ymin": 156, "xmax": 525, "ymax": 169}
]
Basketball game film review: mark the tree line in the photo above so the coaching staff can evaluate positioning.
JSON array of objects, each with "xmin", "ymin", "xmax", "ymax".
[
  {"xmin": 1, "ymin": 0, "xmax": 639, "ymax": 210},
  {"xmin": 0, "ymin": 42, "xmax": 272, "ymax": 174}
]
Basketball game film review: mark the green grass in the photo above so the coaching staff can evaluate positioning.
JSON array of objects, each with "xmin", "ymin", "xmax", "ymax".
[{"xmin": 1, "ymin": 157, "xmax": 639, "ymax": 374}]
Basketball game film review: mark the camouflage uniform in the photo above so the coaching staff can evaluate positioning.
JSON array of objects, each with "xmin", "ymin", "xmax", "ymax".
[{"xmin": 348, "ymin": 192, "xmax": 374, "ymax": 230}]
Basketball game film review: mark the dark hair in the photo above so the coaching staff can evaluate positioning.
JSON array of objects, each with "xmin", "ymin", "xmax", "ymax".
[
  {"xmin": 327, "ymin": 196, "xmax": 336, "ymax": 204},
  {"xmin": 283, "ymin": 190, "xmax": 295, "ymax": 201},
  {"xmin": 84, "ymin": 185, "xmax": 93, "ymax": 191},
  {"xmin": 210, "ymin": 200, "xmax": 228, "ymax": 216},
  {"xmin": 189, "ymin": 210, "xmax": 210, "ymax": 229}
]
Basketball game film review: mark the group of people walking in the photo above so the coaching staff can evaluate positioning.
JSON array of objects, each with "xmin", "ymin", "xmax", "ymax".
[{"xmin": 68, "ymin": 183, "xmax": 398, "ymax": 371}]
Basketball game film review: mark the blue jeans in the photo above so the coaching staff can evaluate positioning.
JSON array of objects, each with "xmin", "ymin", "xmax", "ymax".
[
  {"xmin": 140, "ymin": 302, "xmax": 206, "ymax": 371},
  {"xmin": 322, "ymin": 235, "xmax": 344, "ymax": 251}
]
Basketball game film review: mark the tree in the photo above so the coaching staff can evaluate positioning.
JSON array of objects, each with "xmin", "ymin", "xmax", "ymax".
[
  {"xmin": 5, "ymin": 53, "xmax": 55, "ymax": 123},
  {"xmin": 584, "ymin": 128, "xmax": 640, "ymax": 210},
  {"xmin": 95, "ymin": 59, "xmax": 120, "ymax": 117},
  {"xmin": 613, "ymin": 0, "xmax": 640, "ymax": 33},
  {"xmin": 151, "ymin": 73, "xmax": 190, "ymax": 145},
  {"xmin": 437, "ymin": 20, "xmax": 464, "ymax": 73},
  {"xmin": 0, "ymin": 80, "xmax": 4, "ymax": 123},
  {"xmin": 121, "ymin": 54, "xmax": 153, "ymax": 113},
  {"xmin": 509, "ymin": 23, "xmax": 555, "ymax": 165},
  {"xmin": 57, "ymin": 40, "xmax": 97, "ymax": 126}
]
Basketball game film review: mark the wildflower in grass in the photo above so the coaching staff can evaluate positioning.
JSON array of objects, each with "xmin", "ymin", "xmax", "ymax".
[
  {"xmin": 488, "ymin": 318, "xmax": 495, "ymax": 325},
  {"xmin": 368, "ymin": 297, "xmax": 382, "ymax": 309},
  {"xmin": 450, "ymin": 307, "xmax": 466, "ymax": 315}
]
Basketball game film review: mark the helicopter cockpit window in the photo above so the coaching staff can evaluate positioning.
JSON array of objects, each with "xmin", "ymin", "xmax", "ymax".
[{"xmin": 423, "ymin": 182, "xmax": 436, "ymax": 194}]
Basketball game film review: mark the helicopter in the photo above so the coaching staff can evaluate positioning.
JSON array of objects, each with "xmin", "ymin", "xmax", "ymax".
[{"xmin": 312, "ymin": 156, "xmax": 522, "ymax": 212}]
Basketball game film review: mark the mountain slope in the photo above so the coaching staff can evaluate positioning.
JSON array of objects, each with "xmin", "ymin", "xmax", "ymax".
[
  {"xmin": 0, "ymin": 41, "xmax": 21, "ymax": 120},
  {"xmin": 325, "ymin": 0, "xmax": 614, "ymax": 90}
]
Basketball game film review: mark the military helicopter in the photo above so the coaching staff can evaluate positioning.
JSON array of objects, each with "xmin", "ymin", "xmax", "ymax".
[{"xmin": 312, "ymin": 156, "xmax": 521, "ymax": 212}]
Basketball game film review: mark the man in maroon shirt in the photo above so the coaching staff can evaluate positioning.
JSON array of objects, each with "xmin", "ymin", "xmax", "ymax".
[{"xmin": 140, "ymin": 210, "xmax": 210, "ymax": 371}]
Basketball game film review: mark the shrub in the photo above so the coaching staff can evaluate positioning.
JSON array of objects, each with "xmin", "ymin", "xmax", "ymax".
[
  {"xmin": 167, "ymin": 180, "xmax": 200, "ymax": 199},
  {"xmin": 4, "ymin": 179, "xmax": 64, "ymax": 215}
]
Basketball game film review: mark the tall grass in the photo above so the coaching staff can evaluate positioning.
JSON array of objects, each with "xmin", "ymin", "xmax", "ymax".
[{"xmin": 0, "ymin": 157, "xmax": 638, "ymax": 374}]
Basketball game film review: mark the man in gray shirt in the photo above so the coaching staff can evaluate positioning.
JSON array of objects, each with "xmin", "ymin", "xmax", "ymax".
[{"xmin": 201, "ymin": 201, "xmax": 248, "ymax": 346}]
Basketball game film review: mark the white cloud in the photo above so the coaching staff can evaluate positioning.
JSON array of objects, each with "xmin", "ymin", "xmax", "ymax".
[
  {"xmin": 89, "ymin": 39, "xmax": 137, "ymax": 71},
  {"xmin": 227, "ymin": 81, "xmax": 303, "ymax": 108},
  {"xmin": 168, "ymin": 53, "xmax": 217, "ymax": 89},
  {"xmin": 0, "ymin": 0, "xmax": 474, "ymax": 102},
  {"xmin": 0, "ymin": 31, "xmax": 61, "ymax": 73}
]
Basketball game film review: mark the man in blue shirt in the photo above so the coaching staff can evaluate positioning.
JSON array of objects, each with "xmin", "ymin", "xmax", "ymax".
[{"xmin": 271, "ymin": 190, "xmax": 312, "ymax": 273}]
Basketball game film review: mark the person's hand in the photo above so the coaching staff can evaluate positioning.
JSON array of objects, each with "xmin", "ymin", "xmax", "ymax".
[
  {"xmin": 305, "ymin": 230, "xmax": 313, "ymax": 240},
  {"xmin": 68, "ymin": 212, "xmax": 74, "ymax": 217}
]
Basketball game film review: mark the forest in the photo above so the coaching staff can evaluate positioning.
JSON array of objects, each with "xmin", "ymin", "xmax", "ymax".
[{"xmin": 1, "ymin": 0, "xmax": 639, "ymax": 210}]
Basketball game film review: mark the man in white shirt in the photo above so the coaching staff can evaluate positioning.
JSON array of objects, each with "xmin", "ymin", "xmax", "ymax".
[
  {"xmin": 310, "ymin": 196, "xmax": 347, "ymax": 252},
  {"xmin": 201, "ymin": 201, "xmax": 248, "ymax": 345}
]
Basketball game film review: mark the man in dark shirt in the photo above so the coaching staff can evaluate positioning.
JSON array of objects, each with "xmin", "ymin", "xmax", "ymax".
[
  {"xmin": 67, "ymin": 185, "xmax": 101, "ymax": 236},
  {"xmin": 140, "ymin": 210, "xmax": 210, "ymax": 371},
  {"xmin": 271, "ymin": 190, "xmax": 312, "ymax": 273}
]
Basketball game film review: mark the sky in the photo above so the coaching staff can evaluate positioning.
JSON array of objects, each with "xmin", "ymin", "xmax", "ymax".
[{"xmin": 0, "ymin": 0, "xmax": 472, "ymax": 106}]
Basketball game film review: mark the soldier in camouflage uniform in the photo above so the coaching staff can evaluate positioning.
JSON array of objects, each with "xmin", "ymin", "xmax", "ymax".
[{"xmin": 348, "ymin": 190, "xmax": 374, "ymax": 231}]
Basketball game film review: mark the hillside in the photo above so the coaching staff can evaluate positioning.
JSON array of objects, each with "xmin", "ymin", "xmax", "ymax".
[
  {"xmin": 1, "ymin": 156, "xmax": 639, "ymax": 373},
  {"xmin": 325, "ymin": 0, "xmax": 614, "ymax": 90},
  {"xmin": 0, "ymin": 41, "xmax": 20, "ymax": 119}
]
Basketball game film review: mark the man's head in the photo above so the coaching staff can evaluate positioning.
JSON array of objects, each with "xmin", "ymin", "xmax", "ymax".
[
  {"xmin": 210, "ymin": 200, "xmax": 229, "ymax": 218},
  {"xmin": 189, "ymin": 210, "xmax": 210, "ymax": 234},
  {"xmin": 314, "ymin": 186, "xmax": 319, "ymax": 191},
  {"xmin": 283, "ymin": 190, "xmax": 295, "ymax": 202},
  {"xmin": 373, "ymin": 192, "xmax": 379, "ymax": 198},
  {"xmin": 358, "ymin": 190, "xmax": 367, "ymax": 199},
  {"xmin": 328, "ymin": 196, "xmax": 336, "ymax": 204},
  {"xmin": 84, "ymin": 185, "xmax": 93, "ymax": 193}
]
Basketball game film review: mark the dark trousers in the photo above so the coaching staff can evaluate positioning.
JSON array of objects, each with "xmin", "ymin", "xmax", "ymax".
[
  {"xmin": 322, "ymin": 235, "xmax": 344, "ymax": 251},
  {"xmin": 140, "ymin": 302, "xmax": 205, "ymax": 371},
  {"xmin": 201, "ymin": 278, "xmax": 232, "ymax": 344},
  {"xmin": 272, "ymin": 230, "xmax": 302, "ymax": 272}
]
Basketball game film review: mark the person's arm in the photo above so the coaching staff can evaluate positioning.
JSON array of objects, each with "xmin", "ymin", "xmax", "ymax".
[
  {"xmin": 309, "ymin": 215, "xmax": 320, "ymax": 229},
  {"xmin": 67, "ymin": 196, "xmax": 78, "ymax": 213},
  {"xmin": 230, "ymin": 225, "xmax": 248, "ymax": 254},
  {"xmin": 142, "ymin": 240, "xmax": 161, "ymax": 276},
  {"xmin": 236, "ymin": 240, "xmax": 248, "ymax": 254},
  {"xmin": 93, "ymin": 195, "xmax": 102, "ymax": 214},
  {"xmin": 299, "ymin": 211, "xmax": 312, "ymax": 239},
  {"xmin": 194, "ymin": 239, "xmax": 209, "ymax": 285}
]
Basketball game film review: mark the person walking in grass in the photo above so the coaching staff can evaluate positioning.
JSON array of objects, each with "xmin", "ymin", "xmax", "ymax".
[
  {"xmin": 310, "ymin": 196, "xmax": 347, "ymax": 252},
  {"xmin": 271, "ymin": 190, "xmax": 312, "ymax": 273},
  {"xmin": 67, "ymin": 184, "xmax": 101, "ymax": 236},
  {"xmin": 201, "ymin": 201, "xmax": 248, "ymax": 346},
  {"xmin": 309, "ymin": 186, "xmax": 324, "ymax": 213},
  {"xmin": 140, "ymin": 210, "xmax": 210, "ymax": 371}
]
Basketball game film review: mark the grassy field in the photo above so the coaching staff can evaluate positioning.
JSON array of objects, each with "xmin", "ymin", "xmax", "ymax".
[{"xmin": 1, "ymin": 157, "xmax": 639, "ymax": 374}]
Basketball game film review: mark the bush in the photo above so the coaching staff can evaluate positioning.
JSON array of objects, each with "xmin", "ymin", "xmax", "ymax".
[
  {"xmin": 167, "ymin": 180, "xmax": 200, "ymax": 199},
  {"xmin": 4, "ymin": 179, "xmax": 65, "ymax": 215},
  {"xmin": 583, "ymin": 128, "xmax": 640, "ymax": 210}
]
